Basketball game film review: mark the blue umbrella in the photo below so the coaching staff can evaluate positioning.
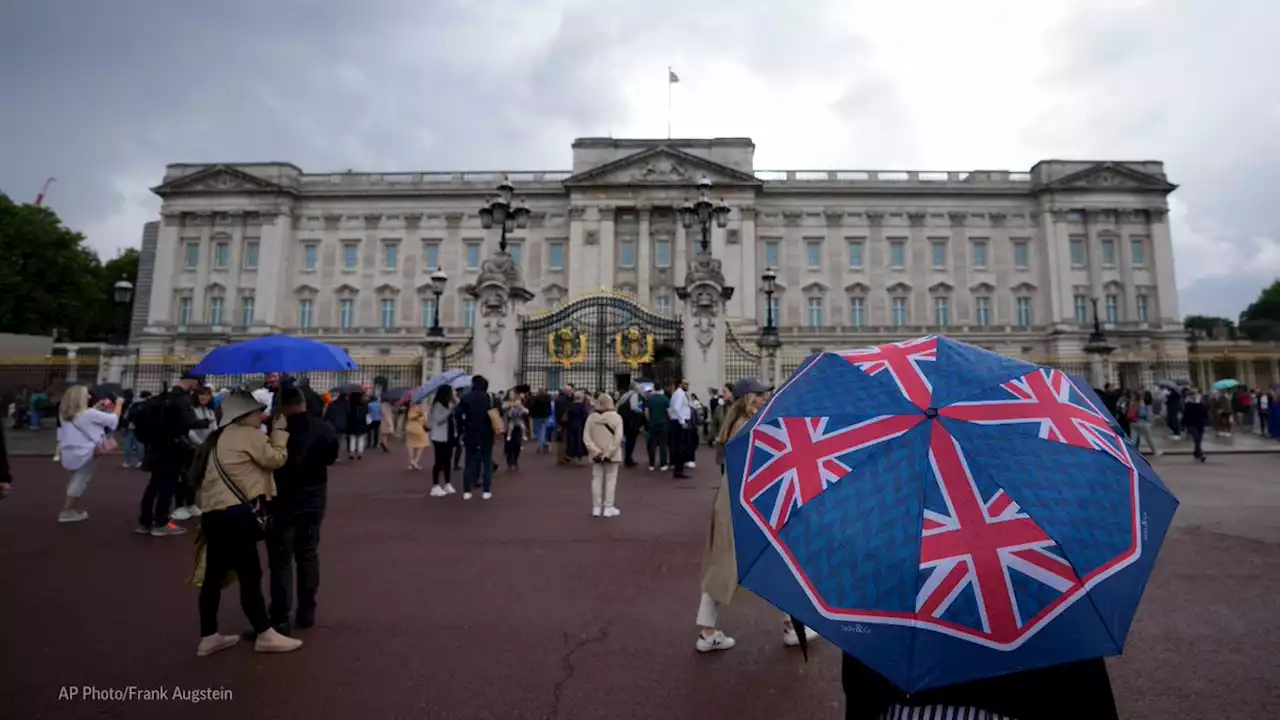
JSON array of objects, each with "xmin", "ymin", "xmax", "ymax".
[
  {"xmin": 192, "ymin": 335, "xmax": 358, "ymax": 375},
  {"xmin": 411, "ymin": 369, "xmax": 469, "ymax": 403},
  {"xmin": 1212, "ymin": 378, "xmax": 1239, "ymax": 391},
  {"xmin": 726, "ymin": 335, "xmax": 1178, "ymax": 693}
]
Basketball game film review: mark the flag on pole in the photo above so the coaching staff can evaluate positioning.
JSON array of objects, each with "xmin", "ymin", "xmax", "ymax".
[{"xmin": 669, "ymin": 68, "xmax": 680, "ymax": 83}]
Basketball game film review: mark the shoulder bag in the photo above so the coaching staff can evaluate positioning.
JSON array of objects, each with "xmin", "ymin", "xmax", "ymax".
[
  {"xmin": 211, "ymin": 448, "xmax": 270, "ymax": 537},
  {"xmin": 71, "ymin": 416, "xmax": 118, "ymax": 457}
]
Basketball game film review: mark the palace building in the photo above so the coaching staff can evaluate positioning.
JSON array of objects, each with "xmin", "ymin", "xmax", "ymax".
[{"xmin": 139, "ymin": 137, "xmax": 1187, "ymax": 391}]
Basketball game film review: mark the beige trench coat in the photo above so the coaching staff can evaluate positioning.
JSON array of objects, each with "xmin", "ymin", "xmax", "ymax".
[{"xmin": 699, "ymin": 414, "xmax": 749, "ymax": 605}]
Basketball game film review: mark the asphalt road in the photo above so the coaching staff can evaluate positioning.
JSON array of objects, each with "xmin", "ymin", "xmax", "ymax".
[{"xmin": 0, "ymin": 445, "xmax": 1276, "ymax": 719}]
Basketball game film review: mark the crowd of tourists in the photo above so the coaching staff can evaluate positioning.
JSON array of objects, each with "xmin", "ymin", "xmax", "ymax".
[{"xmin": 1095, "ymin": 381, "xmax": 1277, "ymax": 461}]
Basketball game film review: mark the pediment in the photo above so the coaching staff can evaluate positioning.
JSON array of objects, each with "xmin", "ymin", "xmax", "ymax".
[
  {"xmin": 844, "ymin": 282, "xmax": 871, "ymax": 294},
  {"xmin": 928, "ymin": 281, "xmax": 955, "ymax": 293},
  {"xmin": 294, "ymin": 283, "xmax": 319, "ymax": 295},
  {"xmin": 801, "ymin": 281, "xmax": 829, "ymax": 294},
  {"xmin": 1035, "ymin": 163, "xmax": 1176, "ymax": 194},
  {"xmin": 205, "ymin": 281, "xmax": 226, "ymax": 292},
  {"xmin": 886, "ymin": 281, "xmax": 913, "ymax": 293},
  {"xmin": 1011, "ymin": 281, "xmax": 1038, "ymax": 292},
  {"xmin": 152, "ymin": 165, "xmax": 293, "ymax": 197},
  {"xmin": 374, "ymin": 283, "xmax": 401, "ymax": 295},
  {"xmin": 335, "ymin": 283, "xmax": 360, "ymax": 295},
  {"xmin": 970, "ymin": 281, "xmax": 996, "ymax": 293},
  {"xmin": 562, "ymin": 146, "xmax": 762, "ymax": 188},
  {"xmin": 542, "ymin": 283, "xmax": 568, "ymax": 297}
]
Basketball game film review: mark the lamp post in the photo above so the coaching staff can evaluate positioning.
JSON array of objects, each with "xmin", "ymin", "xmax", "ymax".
[
  {"xmin": 427, "ymin": 267, "xmax": 448, "ymax": 337},
  {"xmin": 1082, "ymin": 297, "xmax": 1116, "ymax": 388},
  {"xmin": 678, "ymin": 176, "xmax": 731, "ymax": 254},
  {"xmin": 478, "ymin": 176, "xmax": 531, "ymax": 253},
  {"xmin": 758, "ymin": 268, "xmax": 781, "ymax": 384},
  {"xmin": 111, "ymin": 277, "xmax": 135, "ymax": 346}
]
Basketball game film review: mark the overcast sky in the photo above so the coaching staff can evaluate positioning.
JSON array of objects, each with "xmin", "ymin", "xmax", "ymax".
[{"xmin": 1, "ymin": 0, "xmax": 1276, "ymax": 319}]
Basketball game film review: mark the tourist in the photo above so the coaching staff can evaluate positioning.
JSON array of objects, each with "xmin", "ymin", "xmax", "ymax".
[
  {"xmin": 322, "ymin": 391, "xmax": 349, "ymax": 457},
  {"xmin": 377, "ymin": 394, "xmax": 395, "ymax": 451},
  {"xmin": 583, "ymin": 392, "xmax": 624, "ymax": 518},
  {"xmin": 554, "ymin": 384, "xmax": 574, "ymax": 465},
  {"xmin": 428, "ymin": 386, "xmax": 457, "ymax": 496},
  {"xmin": 190, "ymin": 391, "xmax": 300, "ymax": 656},
  {"xmin": 1182, "ymin": 388, "xmax": 1209, "ymax": 462},
  {"xmin": 455, "ymin": 374, "xmax": 496, "ymax": 500},
  {"xmin": 1165, "ymin": 384, "xmax": 1183, "ymax": 439},
  {"xmin": 644, "ymin": 385, "xmax": 671, "ymax": 471},
  {"xmin": 345, "ymin": 391, "xmax": 369, "ymax": 460},
  {"xmin": 528, "ymin": 388, "xmax": 552, "ymax": 453},
  {"xmin": 565, "ymin": 390, "xmax": 590, "ymax": 464},
  {"xmin": 54, "ymin": 385, "xmax": 118, "ymax": 524},
  {"xmin": 695, "ymin": 378, "xmax": 816, "ymax": 653},
  {"xmin": 617, "ymin": 383, "xmax": 644, "ymax": 467},
  {"xmin": 502, "ymin": 390, "xmax": 529, "ymax": 471},
  {"xmin": 121, "ymin": 390, "xmax": 149, "ymax": 469},
  {"xmin": 1257, "ymin": 388, "xmax": 1272, "ymax": 436},
  {"xmin": 173, "ymin": 386, "xmax": 217, "ymax": 521},
  {"xmin": 1126, "ymin": 390, "xmax": 1159, "ymax": 455},
  {"xmin": 266, "ymin": 387, "xmax": 339, "ymax": 635},
  {"xmin": 404, "ymin": 400, "xmax": 429, "ymax": 470},
  {"xmin": 669, "ymin": 379, "xmax": 693, "ymax": 479},
  {"xmin": 1213, "ymin": 390, "xmax": 1233, "ymax": 436},
  {"xmin": 135, "ymin": 372, "xmax": 206, "ymax": 537}
]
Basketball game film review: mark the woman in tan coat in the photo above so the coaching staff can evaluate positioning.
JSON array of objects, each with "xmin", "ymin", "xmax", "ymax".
[
  {"xmin": 404, "ymin": 403, "xmax": 429, "ymax": 470},
  {"xmin": 192, "ymin": 391, "xmax": 302, "ymax": 658},
  {"xmin": 583, "ymin": 392, "xmax": 624, "ymax": 518},
  {"xmin": 695, "ymin": 377, "xmax": 818, "ymax": 653}
]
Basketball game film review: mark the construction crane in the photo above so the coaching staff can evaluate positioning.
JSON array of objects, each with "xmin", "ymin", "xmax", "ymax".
[{"xmin": 34, "ymin": 177, "xmax": 55, "ymax": 207}]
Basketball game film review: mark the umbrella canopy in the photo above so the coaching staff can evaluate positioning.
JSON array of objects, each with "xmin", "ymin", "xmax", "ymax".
[
  {"xmin": 90, "ymin": 382, "xmax": 124, "ymax": 398},
  {"xmin": 725, "ymin": 335, "xmax": 1178, "ymax": 693},
  {"xmin": 1155, "ymin": 378, "xmax": 1189, "ymax": 391},
  {"xmin": 412, "ymin": 369, "xmax": 469, "ymax": 403},
  {"xmin": 191, "ymin": 335, "xmax": 358, "ymax": 376},
  {"xmin": 1212, "ymin": 378, "xmax": 1240, "ymax": 391},
  {"xmin": 330, "ymin": 384, "xmax": 364, "ymax": 395}
]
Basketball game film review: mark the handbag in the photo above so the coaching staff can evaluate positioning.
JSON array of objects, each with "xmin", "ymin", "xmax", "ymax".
[
  {"xmin": 70, "ymin": 418, "xmax": 118, "ymax": 457},
  {"xmin": 211, "ymin": 449, "xmax": 270, "ymax": 537}
]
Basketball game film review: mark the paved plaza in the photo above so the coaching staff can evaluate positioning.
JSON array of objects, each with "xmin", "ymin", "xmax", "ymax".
[{"xmin": 0, "ymin": 445, "xmax": 1277, "ymax": 719}]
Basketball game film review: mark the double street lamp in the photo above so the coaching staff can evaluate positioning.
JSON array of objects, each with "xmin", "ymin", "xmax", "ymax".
[
  {"xmin": 427, "ymin": 267, "xmax": 448, "ymax": 337},
  {"xmin": 678, "ymin": 176, "xmax": 731, "ymax": 254},
  {"xmin": 479, "ymin": 176, "xmax": 531, "ymax": 253}
]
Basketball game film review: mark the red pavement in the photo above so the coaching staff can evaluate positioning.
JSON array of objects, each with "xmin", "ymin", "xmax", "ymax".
[{"xmin": 0, "ymin": 447, "xmax": 1276, "ymax": 719}]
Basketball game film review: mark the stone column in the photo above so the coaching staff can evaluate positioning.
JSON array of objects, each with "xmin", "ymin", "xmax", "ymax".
[
  {"xmin": 148, "ymin": 212, "xmax": 181, "ymax": 330},
  {"xmin": 1145, "ymin": 208, "xmax": 1180, "ymax": 322},
  {"xmin": 419, "ymin": 337, "xmax": 449, "ymax": 382},
  {"xmin": 463, "ymin": 250, "xmax": 535, "ymax": 392},
  {"xmin": 253, "ymin": 211, "xmax": 291, "ymax": 332},
  {"xmin": 674, "ymin": 222, "xmax": 688, "ymax": 287},
  {"xmin": 598, "ymin": 205, "xmax": 616, "ymax": 289},
  {"xmin": 191, "ymin": 212, "xmax": 213, "ymax": 322},
  {"xmin": 1088, "ymin": 356, "xmax": 1107, "ymax": 388},
  {"xmin": 100, "ymin": 346, "xmax": 132, "ymax": 385},
  {"xmin": 65, "ymin": 346, "xmax": 79, "ymax": 384},
  {"xmin": 740, "ymin": 207, "xmax": 758, "ymax": 323},
  {"xmin": 567, "ymin": 205, "xmax": 590, "ymax": 296},
  {"xmin": 678, "ymin": 253, "xmax": 733, "ymax": 398},
  {"xmin": 637, "ymin": 206, "xmax": 652, "ymax": 303},
  {"xmin": 1083, "ymin": 210, "xmax": 1104, "ymax": 308}
]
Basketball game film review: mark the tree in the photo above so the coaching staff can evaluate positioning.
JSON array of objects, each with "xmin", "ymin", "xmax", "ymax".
[
  {"xmin": 1238, "ymin": 280, "xmax": 1280, "ymax": 341},
  {"xmin": 1183, "ymin": 314, "xmax": 1237, "ymax": 339},
  {"xmin": 0, "ymin": 193, "xmax": 106, "ymax": 341},
  {"xmin": 88, "ymin": 248, "xmax": 140, "ymax": 341}
]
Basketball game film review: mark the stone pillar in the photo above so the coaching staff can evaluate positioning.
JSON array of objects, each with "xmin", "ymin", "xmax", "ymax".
[
  {"xmin": 463, "ymin": 250, "xmax": 535, "ymax": 393},
  {"xmin": 678, "ymin": 253, "xmax": 733, "ymax": 398},
  {"xmin": 598, "ymin": 205, "xmax": 616, "ymax": 288},
  {"xmin": 674, "ymin": 222, "xmax": 688, "ymax": 288},
  {"xmin": 1083, "ymin": 210, "xmax": 1104, "ymax": 308},
  {"xmin": 419, "ymin": 337, "xmax": 449, "ymax": 382},
  {"xmin": 637, "ymin": 207, "xmax": 652, "ymax": 303},
  {"xmin": 1088, "ymin": 355, "xmax": 1106, "ymax": 389},
  {"xmin": 253, "ymin": 211, "xmax": 291, "ymax": 331},
  {"xmin": 100, "ymin": 346, "xmax": 132, "ymax": 385},
  {"xmin": 1146, "ymin": 208, "xmax": 1180, "ymax": 322},
  {"xmin": 740, "ymin": 207, "xmax": 758, "ymax": 323},
  {"xmin": 148, "ymin": 212, "xmax": 181, "ymax": 330}
]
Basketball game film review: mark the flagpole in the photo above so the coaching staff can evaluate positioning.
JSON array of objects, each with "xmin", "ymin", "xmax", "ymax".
[{"xmin": 667, "ymin": 66, "xmax": 672, "ymax": 139}]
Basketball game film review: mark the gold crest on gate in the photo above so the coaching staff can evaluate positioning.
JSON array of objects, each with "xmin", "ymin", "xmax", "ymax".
[
  {"xmin": 548, "ymin": 327, "xmax": 588, "ymax": 368},
  {"xmin": 615, "ymin": 327, "xmax": 655, "ymax": 369}
]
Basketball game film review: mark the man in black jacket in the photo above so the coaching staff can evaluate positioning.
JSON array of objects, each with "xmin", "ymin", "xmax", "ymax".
[
  {"xmin": 137, "ymin": 372, "xmax": 208, "ymax": 537},
  {"xmin": 454, "ymin": 374, "xmax": 495, "ymax": 500},
  {"xmin": 266, "ymin": 387, "xmax": 339, "ymax": 635}
]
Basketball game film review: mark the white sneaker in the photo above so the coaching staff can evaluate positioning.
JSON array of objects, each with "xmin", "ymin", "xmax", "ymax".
[
  {"xmin": 187, "ymin": 505, "xmax": 202, "ymax": 518},
  {"xmin": 782, "ymin": 625, "xmax": 819, "ymax": 647},
  {"xmin": 592, "ymin": 506, "xmax": 602, "ymax": 517},
  {"xmin": 57, "ymin": 510, "xmax": 88, "ymax": 524},
  {"xmin": 444, "ymin": 483, "xmax": 457, "ymax": 495},
  {"xmin": 660, "ymin": 465, "xmax": 672, "ymax": 471},
  {"xmin": 696, "ymin": 631, "xmax": 736, "ymax": 653},
  {"xmin": 648, "ymin": 466, "xmax": 655, "ymax": 471},
  {"xmin": 482, "ymin": 492, "xmax": 492, "ymax": 500},
  {"xmin": 462, "ymin": 492, "xmax": 473, "ymax": 500},
  {"xmin": 430, "ymin": 486, "xmax": 446, "ymax": 497},
  {"xmin": 603, "ymin": 506, "xmax": 621, "ymax": 518},
  {"xmin": 685, "ymin": 461, "xmax": 696, "ymax": 469},
  {"xmin": 171, "ymin": 507, "xmax": 192, "ymax": 521}
]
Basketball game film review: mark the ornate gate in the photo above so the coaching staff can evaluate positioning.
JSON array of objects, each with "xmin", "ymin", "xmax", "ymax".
[{"xmin": 518, "ymin": 290, "xmax": 683, "ymax": 393}]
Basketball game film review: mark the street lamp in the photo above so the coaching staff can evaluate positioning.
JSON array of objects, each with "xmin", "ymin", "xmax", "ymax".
[
  {"xmin": 428, "ymin": 267, "xmax": 448, "ymax": 337},
  {"xmin": 760, "ymin": 267, "xmax": 780, "ymax": 346},
  {"xmin": 678, "ymin": 175, "xmax": 731, "ymax": 254},
  {"xmin": 111, "ymin": 277, "xmax": 134, "ymax": 345},
  {"xmin": 478, "ymin": 176, "xmax": 531, "ymax": 253},
  {"xmin": 1083, "ymin": 297, "xmax": 1116, "ymax": 387}
]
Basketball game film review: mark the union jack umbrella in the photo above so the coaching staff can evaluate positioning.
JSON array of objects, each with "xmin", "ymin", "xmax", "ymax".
[{"xmin": 725, "ymin": 335, "xmax": 1178, "ymax": 692}]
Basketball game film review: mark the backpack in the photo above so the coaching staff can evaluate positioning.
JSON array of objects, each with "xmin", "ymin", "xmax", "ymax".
[
  {"xmin": 132, "ymin": 391, "xmax": 172, "ymax": 445},
  {"xmin": 1126, "ymin": 402, "xmax": 1139, "ymax": 423}
]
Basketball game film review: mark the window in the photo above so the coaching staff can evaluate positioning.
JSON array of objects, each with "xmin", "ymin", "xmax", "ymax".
[
  {"xmin": 1016, "ymin": 297, "xmax": 1032, "ymax": 326},
  {"xmin": 972, "ymin": 241, "xmax": 988, "ymax": 270},
  {"xmin": 1105, "ymin": 294, "xmax": 1120, "ymax": 323},
  {"xmin": 423, "ymin": 243, "xmax": 439, "ymax": 270},
  {"xmin": 298, "ymin": 299, "xmax": 314, "ymax": 329},
  {"xmin": 1013, "ymin": 241, "xmax": 1030, "ymax": 269},
  {"xmin": 508, "ymin": 242, "xmax": 523, "ymax": 268},
  {"xmin": 1066, "ymin": 210, "xmax": 1083, "ymax": 222},
  {"xmin": 891, "ymin": 297, "xmax": 908, "ymax": 327},
  {"xmin": 547, "ymin": 242, "xmax": 565, "ymax": 270},
  {"xmin": 1074, "ymin": 295, "xmax": 1089, "ymax": 324},
  {"xmin": 974, "ymin": 296, "xmax": 991, "ymax": 327},
  {"xmin": 805, "ymin": 241, "xmax": 822, "ymax": 270},
  {"xmin": 849, "ymin": 297, "xmax": 866, "ymax": 327},
  {"xmin": 184, "ymin": 243, "xmax": 199, "ymax": 269},
  {"xmin": 420, "ymin": 298, "xmax": 437, "ymax": 328},
  {"xmin": 339, "ymin": 299, "xmax": 354, "ymax": 329},
  {"xmin": 618, "ymin": 240, "xmax": 636, "ymax": 268},
  {"xmin": 178, "ymin": 297, "xmax": 192, "ymax": 326},
  {"xmin": 1100, "ymin": 238, "xmax": 1116, "ymax": 266},
  {"xmin": 654, "ymin": 237, "xmax": 672, "ymax": 267},
  {"xmin": 379, "ymin": 298, "xmax": 395, "ymax": 329},
  {"xmin": 889, "ymin": 241, "xmax": 906, "ymax": 268},
  {"xmin": 1131, "ymin": 238, "xmax": 1146, "ymax": 266},
  {"xmin": 384, "ymin": 243, "xmax": 399, "ymax": 271},
  {"xmin": 214, "ymin": 242, "xmax": 229, "ymax": 269},
  {"xmin": 764, "ymin": 241, "xmax": 780, "ymax": 268},
  {"xmin": 208, "ymin": 297, "xmax": 224, "ymax": 325},
  {"xmin": 303, "ymin": 244, "xmax": 318, "ymax": 272},
  {"xmin": 933, "ymin": 297, "xmax": 950, "ymax": 326},
  {"xmin": 1136, "ymin": 294, "xmax": 1149, "ymax": 322},
  {"xmin": 343, "ymin": 243, "xmax": 358, "ymax": 270},
  {"xmin": 806, "ymin": 297, "xmax": 824, "ymax": 327},
  {"xmin": 462, "ymin": 298, "xmax": 476, "ymax": 327},
  {"xmin": 655, "ymin": 295, "xmax": 673, "ymax": 317},
  {"xmin": 465, "ymin": 243, "xmax": 481, "ymax": 270},
  {"xmin": 931, "ymin": 241, "xmax": 947, "ymax": 270},
  {"xmin": 244, "ymin": 241, "xmax": 259, "ymax": 270},
  {"xmin": 848, "ymin": 241, "xmax": 864, "ymax": 269},
  {"xmin": 1070, "ymin": 237, "xmax": 1086, "ymax": 267},
  {"xmin": 240, "ymin": 297, "xmax": 255, "ymax": 327}
]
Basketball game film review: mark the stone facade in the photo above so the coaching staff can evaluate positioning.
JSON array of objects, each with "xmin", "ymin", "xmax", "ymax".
[{"xmin": 142, "ymin": 137, "xmax": 1186, "ymax": 383}]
